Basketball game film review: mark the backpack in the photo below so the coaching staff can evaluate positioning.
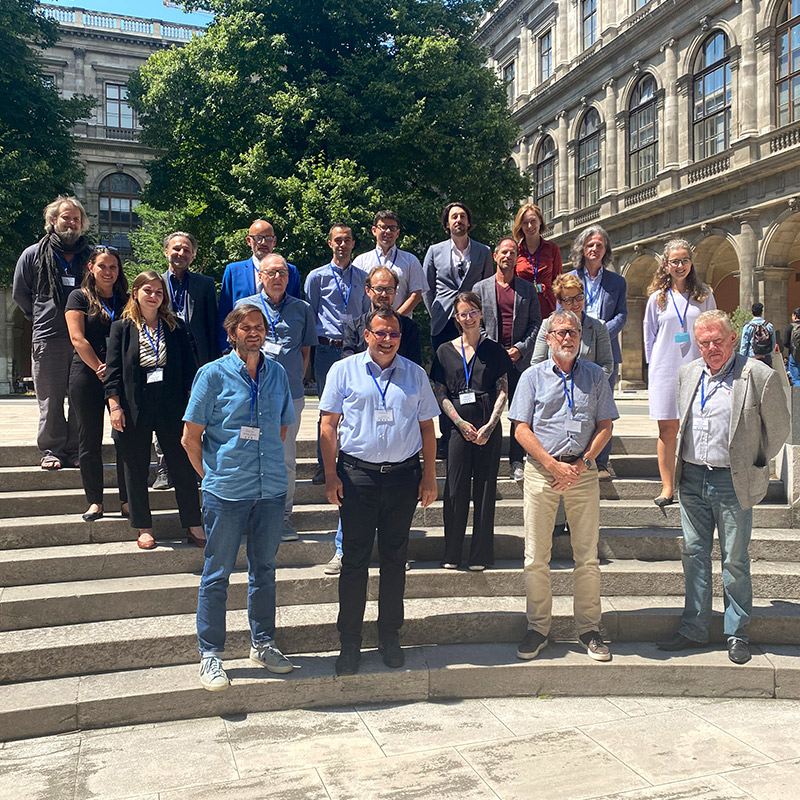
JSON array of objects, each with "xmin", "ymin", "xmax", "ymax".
[
  {"xmin": 791, "ymin": 323, "xmax": 800, "ymax": 363},
  {"xmin": 751, "ymin": 321, "xmax": 773, "ymax": 356}
]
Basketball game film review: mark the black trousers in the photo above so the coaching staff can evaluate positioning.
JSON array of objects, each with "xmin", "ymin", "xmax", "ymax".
[
  {"xmin": 69, "ymin": 362, "xmax": 127, "ymax": 507},
  {"xmin": 337, "ymin": 455, "xmax": 421, "ymax": 645},
  {"xmin": 431, "ymin": 319, "xmax": 460, "ymax": 447},
  {"xmin": 507, "ymin": 367, "xmax": 524, "ymax": 466},
  {"xmin": 442, "ymin": 422, "xmax": 502, "ymax": 567},
  {"xmin": 113, "ymin": 382, "xmax": 201, "ymax": 530}
]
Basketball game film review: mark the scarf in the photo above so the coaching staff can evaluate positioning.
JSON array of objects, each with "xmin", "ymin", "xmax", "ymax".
[{"xmin": 36, "ymin": 233, "xmax": 92, "ymax": 305}]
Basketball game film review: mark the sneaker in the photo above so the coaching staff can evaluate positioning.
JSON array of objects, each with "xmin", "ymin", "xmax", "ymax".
[
  {"xmin": 250, "ymin": 641, "xmax": 294, "ymax": 674},
  {"xmin": 199, "ymin": 655, "xmax": 229, "ymax": 691},
  {"xmin": 517, "ymin": 629, "xmax": 548, "ymax": 660},
  {"xmin": 468, "ymin": 565, "xmax": 485, "ymax": 572},
  {"xmin": 510, "ymin": 461, "xmax": 524, "ymax": 482},
  {"xmin": 324, "ymin": 552, "xmax": 343, "ymax": 575},
  {"xmin": 311, "ymin": 467, "xmax": 326, "ymax": 485},
  {"xmin": 579, "ymin": 630, "xmax": 611, "ymax": 661},
  {"xmin": 281, "ymin": 519, "xmax": 299, "ymax": 542},
  {"xmin": 152, "ymin": 470, "xmax": 173, "ymax": 490},
  {"xmin": 335, "ymin": 643, "xmax": 361, "ymax": 676},
  {"xmin": 597, "ymin": 468, "xmax": 611, "ymax": 481},
  {"xmin": 378, "ymin": 633, "xmax": 404, "ymax": 668}
]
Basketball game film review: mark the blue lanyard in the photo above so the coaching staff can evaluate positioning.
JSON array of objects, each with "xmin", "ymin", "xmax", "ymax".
[
  {"xmin": 700, "ymin": 362, "xmax": 734, "ymax": 410},
  {"xmin": 669, "ymin": 290, "xmax": 691, "ymax": 330},
  {"xmin": 376, "ymin": 247, "xmax": 396, "ymax": 269},
  {"xmin": 247, "ymin": 369, "xmax": 259, "ymax": 422},
  {"xmin": 583, "ymin": 270, "xmax": 601, "ymax": 308},
  {"xmin": 168, "ymin": 272, "xmax": 189, "ymax": 313},
  {"xmin": 329, "ymin": 263, "xmax": 352, "ymax": 310},
  {"xmin": 461, "ymin": 336, "xmax": 477, "ymax": 388},
  {"xmin": 559, "ymin": 369, "xmax": 574, "ymax": 411},
  {"xmin": 261, "ymin": 294, "xmax": 286, "ymax": 340},
  {"xmin": 54, "ymin": 253, "xmax": 72, "ymax": 273},
  {"xmin": 100, "ymin": 295, "xmax": 116, "ymax": 321},
  {"xmin": 368, "ymin": 365, "xmax": 395, "ymax": 408},
  {"xmin": 525, "ymin": 241, "xmax": 542, "ymax": 283},
  {"xmin": 143, "ymin": 320, "xmax": 161, "ymax": 361}
]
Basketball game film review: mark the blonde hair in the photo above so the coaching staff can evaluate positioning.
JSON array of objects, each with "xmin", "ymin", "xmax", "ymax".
[
  {"xmin": 647, "ymin": 238, "xmax": 710, "ymax": 310},
  {"xmin": 511, "ymin": 203, "xmax": 549, "ymax": 240},
  {"xmin": 552, "ymin": 274, "xmax": 582, "ymax": 300},
  {"xmin": 121, "ymin": 271, "xmax": 177, "ymax": 331}
]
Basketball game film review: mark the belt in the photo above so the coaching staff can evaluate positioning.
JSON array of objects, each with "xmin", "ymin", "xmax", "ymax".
[
  {"xmin": 683, "ymin": 459, "xmax": 730, "ymax": 471},
  {"xmin": 318, "ymin": 336, "xmax": 343, "ymax": 348},
  {"xmin": 553, "ymin": 454, "xmax": 581, "ymax": 463},
  {"xmin": 340, "ymin": 452, "xmax": 420, "ymax": 473}
]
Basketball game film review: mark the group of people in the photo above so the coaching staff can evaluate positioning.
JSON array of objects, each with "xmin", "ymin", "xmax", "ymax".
[{"xmin": 12, "ymin": 194, "xmax": 790, "ymax": 689}]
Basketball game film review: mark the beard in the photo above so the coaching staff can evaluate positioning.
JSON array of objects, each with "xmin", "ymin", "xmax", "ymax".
[
  {"xmin": 551, "ymin": 342, "xmax": 579, "ymax": 362},
  {"xmin": 56, "ymin": 228, "xmax": 81, "ymax": 246}
]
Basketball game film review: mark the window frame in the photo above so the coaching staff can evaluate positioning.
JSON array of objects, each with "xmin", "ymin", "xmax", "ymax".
[
  {"xmin": 577, "ymin": 108, "xmax": 601, "ymax": 209},
  {"xmin": 98, "ymin": 173, "xmax": 141, "ymax": 255},
  {"xmin": 776, "ymin": 0, "xmax": 800, "ymax": 127},
  {"xmin": 105, "ymin": 82, "xmax": 134, "ymax": 130},
  {"xmin": 534, "ymin": 137, "xmax": 556, "ymax": 222},
  {"xmin": 692, "ymin": 32, "xmax": 731, "ymax": 161},
  {"xmin": 539, "ymin": 29, "xmax": 553, "ymax": 83},
  {"xmin": 503, "ymin": 60, "xmax": 516, "ymax": 105},
  {"xmin": 582, "ymin": 0, "xmax": 598, "ymax": 51},
  {"xmin": 628, "ymin": 74, "xmax": 659, "ymax": 187}
]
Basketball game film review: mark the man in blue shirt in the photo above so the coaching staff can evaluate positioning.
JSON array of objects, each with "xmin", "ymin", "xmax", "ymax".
[
  {"xmin": 235, "ymin": 253, "xmax": 318, "ymax": 542},
  {"xmin": 739, "ymin": 302, "xmax": 776, "ymax": 368},
  {"xmin": 305, "ymin": 223, "xmax": 371, "ymax": 483},
  {"xmin": 509, "ymin": 309, "xmax": 619, "ymax": 663},
  {"xmin": 182, "ymin": 304, "xmax": 296, "ymax": 691},
  {"xmin": 319, "ymin": 306, "xmax": 440, "ymax": 675}
]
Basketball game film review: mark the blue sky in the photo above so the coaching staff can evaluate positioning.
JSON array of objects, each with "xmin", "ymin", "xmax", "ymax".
[{"xmin": 46, "ymin": 0, "xmax": 212, "ymax": 26}]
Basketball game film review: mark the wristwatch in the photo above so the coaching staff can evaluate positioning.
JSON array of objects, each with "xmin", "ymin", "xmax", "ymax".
[{"xmin": 582, "ymin": 456, "xmax": 594, "ymax": 470}]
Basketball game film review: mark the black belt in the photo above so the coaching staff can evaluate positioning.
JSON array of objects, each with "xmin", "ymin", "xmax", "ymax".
[
  {"xmin": 340, "ymin": 452, "xmax": 420, "ymax": 473},
  {"xmin": 318, "ymin": 337, "xmax": 343, "ymax": 348},
  {"xmin": 553, "ymin": 454, "xmax": 581, "ymax": 463}
]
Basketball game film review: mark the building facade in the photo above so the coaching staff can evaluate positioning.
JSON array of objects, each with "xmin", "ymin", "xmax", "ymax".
[{"xmin": 478, "ymin": 0, "xmax": 800, "ymax": 387}]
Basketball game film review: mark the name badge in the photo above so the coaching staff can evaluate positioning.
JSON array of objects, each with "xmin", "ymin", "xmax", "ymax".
[
  {"xmin": 264, "ymin": 341, "xmax": 282, "ymax": 356},
  {"xmin": 534, "ymin": 283, "xmax": 545, "ymax": 293},
  {"xmin": 146, "ymin": 368, "xmax": 164, "ymax": 383},
  {"xmin": 240, "ymin": 426, "xmax": 260, "ymax": 441},
  {"xmin": 565, "ymin": 419, "xmax": 582, "ymax": 433},
  {"xmin": 674, "ymin": 332, "xmax": 690, "ymax": 344},
  {"xmin": 693, "ymin": 418, "xmax": 709, "ymax": 431},
  {"xmin": 62, "ymin": 276, "xmax": 75, "ymax": 287},
  {"xmin": 375, "ymin": 409, "xmax": 394, "ymax": 423},
  {"xmin": 459, "ymin": 391, "xmax": 476, "ymax": 405}
]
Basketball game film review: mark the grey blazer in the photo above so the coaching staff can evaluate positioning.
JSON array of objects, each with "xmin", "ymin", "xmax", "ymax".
[
  {"xmin": 473, "ymin": 275, "xmax": 541, "ymax": 371},
  {"xmin": 531, "ymin": 314, "xmax": 614, "ymax": 377},
  {"xmin": 675, "ymin": 353, "xmax": 789, "ymax": 510},
  {"xmin": 422, "ymin": 238, "xmax": 493, "ymax": 336}
]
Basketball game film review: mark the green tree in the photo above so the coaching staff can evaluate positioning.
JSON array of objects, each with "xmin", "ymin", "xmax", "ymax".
[
  {"xmin": 0, "ymin": 0, "xmax": 94, "ymax": 284},
  {"xmin": 128, "ymin": 0, "xmax": 527, "ymax": 279}
]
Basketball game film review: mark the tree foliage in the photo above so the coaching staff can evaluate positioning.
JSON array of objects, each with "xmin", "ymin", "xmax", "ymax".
[
  {"xmin": 128, "ymin": 0, "xmax": 527, "ymax": 279},
  {"xmin": 0, "ymin": 0, "xmax": 94, "ymax": 284}
]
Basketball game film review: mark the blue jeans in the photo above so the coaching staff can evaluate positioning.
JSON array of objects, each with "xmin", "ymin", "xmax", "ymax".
[
  {"xmin": 678, "ymin": 462, "xmax": 753, "ymax": 643},
  {"xmin": 789, "ymin": 356, "xmax": 800, "ymax": 386},
  {"xmin": 197, "ymin": 492, "xmax": 285, "ymax": 654},
  {"xmin": 315, "ymin": 343, "xmax": 342, "ymax": 468}
]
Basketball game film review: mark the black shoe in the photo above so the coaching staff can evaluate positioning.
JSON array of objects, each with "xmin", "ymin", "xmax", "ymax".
[
  {"xmin": 311, "ymin": 467, "xmax": 326, "ymax": 486},
  {"xmin": 82, "ymin": 508, "xmax": 104, "ymax": 522},
  {"xmin": 727, "ymin": 637, "xmax": 751, "ymax": 664},
  {"xmin": 335, "ymin": 643, "xmax": 361, "ymax": 675},
  {"xmin": 656, "ymin": 633, "xmax": 706, "ymax": 651},
  {"xmin": 378, "ymin": 634, "xmax": 404, "ymax": 668},
  {"xmin": 516, "ymin": 629, "xmax": 548, "ymax": 660},
  {"xmin": 436, "ymin": 440, "xmax": 447, "ymax": 460}
]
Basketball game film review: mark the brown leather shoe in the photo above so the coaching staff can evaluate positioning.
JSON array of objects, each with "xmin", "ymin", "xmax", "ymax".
[{"xmin": 137, "ymin": 532, "xmax": 156, "ymax": 550}]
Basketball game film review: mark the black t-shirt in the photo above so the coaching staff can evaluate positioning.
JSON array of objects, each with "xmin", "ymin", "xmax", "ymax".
[
  {"xmin": 430, "ymin": 337, "xmax": 512, "ymax": 428},
  {"xmin": 65, "ymin": 289, "xmax": 128, "ymax": 365}
]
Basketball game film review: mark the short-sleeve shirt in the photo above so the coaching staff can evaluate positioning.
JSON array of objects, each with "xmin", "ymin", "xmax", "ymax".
[
  {"xmin": 430, "ymin": 338, "xmax": 512, "ymax": 429},
  {"xmin": 352, "ymin": 246, "xmax": 427, "ymax": 312},
  {"xmin": 184, "ymin": 351, "xmax": 296, "ymax": 501},
  {"xmin": 65, "ymin": 288, "xmax": 127, "ymax": 365},
  {"xmin": 320, "ymin": 350, "xmax": 440, "ymax": 463}
]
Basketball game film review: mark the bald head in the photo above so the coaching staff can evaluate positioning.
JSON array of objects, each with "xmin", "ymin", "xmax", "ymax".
[{"xmin": 247, "ymin": 219, "xmax": 277, "ymax": 260}]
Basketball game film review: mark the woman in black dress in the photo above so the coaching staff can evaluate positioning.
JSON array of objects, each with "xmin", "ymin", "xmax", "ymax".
[
  {"xmin": 431, "ymin": 292, "xmax": 511, "ymax": 570},
  {"xmin": 65, "ymin": 246, "xmax": 129, "ymax": 522}
]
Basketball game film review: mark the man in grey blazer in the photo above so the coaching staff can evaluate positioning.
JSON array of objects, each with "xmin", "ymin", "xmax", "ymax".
[
  {"xmin": 474, "ymin": 237, "xmax": 542, "ymax": 480},
  {"xmin": 657, "ymin": 310, "xmax": 789, "ymax": 664}
]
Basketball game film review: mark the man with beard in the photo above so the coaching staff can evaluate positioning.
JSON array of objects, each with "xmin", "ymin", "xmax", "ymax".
[
  {"xmin": 508, "ymin": 309, "xmax": 618, "ymax": 663},
  {"xmin": 13, "ymin": 196, "xmax": 92, "ymax": 469}
]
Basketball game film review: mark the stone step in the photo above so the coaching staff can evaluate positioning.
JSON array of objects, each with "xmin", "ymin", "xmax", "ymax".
[
  {"xmin": 2, "ymin": 640, "xmax": 796, "ymax": 743},
  {"xmin": 1, "ymin": 594, "xmax": 799, "ymax": 685},
  {"xmin": 4, "ymin": 559, "xmax": 800, "ymax": 631}
]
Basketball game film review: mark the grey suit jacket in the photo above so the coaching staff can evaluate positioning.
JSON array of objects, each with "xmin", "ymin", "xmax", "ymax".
[
  {"xmin": 675, "ymin": 353, "xmax": 789, "ymax": 510},
  {"xmin": 531, "ymin": 314, "xmax": 614, "ymax": 377},
  {"xmin": 473, "ymin": 275, "xmax": 541, "ymax": 371},
  {"xmin": 422, "ymin": 238, "xmax": 494, "ymax": 336}
]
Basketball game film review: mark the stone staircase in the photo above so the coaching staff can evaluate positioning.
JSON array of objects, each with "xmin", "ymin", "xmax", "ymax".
[{"xmin": 1, "ymin": 437, "xmax": 799, "ymax": 742}]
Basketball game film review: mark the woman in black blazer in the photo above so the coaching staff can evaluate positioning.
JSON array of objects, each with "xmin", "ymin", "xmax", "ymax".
[{"xmin": 104, "ymin": 270, "xmax": 204, "ymax": 550}]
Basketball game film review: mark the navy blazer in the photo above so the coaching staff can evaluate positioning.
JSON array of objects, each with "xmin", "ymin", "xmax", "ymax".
[
  {"xmin": 568, "ymin": 266, "xmax": 628, "ymax": 363},
  {"xmin": 162, "ymin": 269, "xmax": 220, "ymax": 367},
  {"xmin": 473, "ymin": 275, "xmax": 542, "ymax": 371}
]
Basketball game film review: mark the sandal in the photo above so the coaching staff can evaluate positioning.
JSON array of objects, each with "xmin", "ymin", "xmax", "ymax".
[
  {"xmin": 137, "ymin": 531, "xmax": 156, "ymax": 550},
  {"xmin": 41, "ymin": 456, "xmax": 62, "ymax": 470}
]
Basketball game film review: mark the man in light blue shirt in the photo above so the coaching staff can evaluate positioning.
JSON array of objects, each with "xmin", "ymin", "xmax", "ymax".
[
  {"xmin": 304, "ymin": 223, "xmax": 371, "ymax": 483},
  {"xmin": 739, "ymin": 302, "xmax": 776, "ymax": 368},
  {"xmin": 182, "ymin": 304, "xmax": 296, "ymax": 692},
  {"xmin": 509, "ymin": 309, "xmax": 618, "ymax": 664},
  {"xmin": 236, "ymin": 253, "xmax": 317, "ymax": 541},
  {"xmin": 319, "ymin": 306, "xmax": 439, "ymax": 676}
]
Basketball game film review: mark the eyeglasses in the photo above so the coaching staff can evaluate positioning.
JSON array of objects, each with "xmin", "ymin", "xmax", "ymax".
[
  {"xmin": 367, "ymin": 329, "xmax": 402, "ymax": 340},
  {"xmin": 696, "ymin": 338, "xmax": 726, "ymax": 350},
  {"xmin": 249, "ymin": 234, "xmax": 276, "ymax": 244},
  {"xmin": 376, "ymin": 224, "xmax": 399, "ymax": 232},
  {"xmin": 455, "ymin": 310, "xmax": 481, "ymax": 321},
  {"xmin": 560, "ymin": 294, "xmax": 584, "ymax": 306},
  {"xmin": 368, "ymin": 285, "xmax": 397, "ymax": 295},
  {"xmin": 667, "ymin": 258, "xmax": 692, "ymax": 267},
  {"xmin": 550, "ymin": 328, "xmax": 580, "ymax": 340},
  {"xmin": 261, "ymin": 269, "xmax": 289, "ymax": 278}
]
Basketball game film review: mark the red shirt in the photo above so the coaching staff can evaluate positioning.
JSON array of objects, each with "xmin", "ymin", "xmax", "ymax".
[
  {"xmin": 495, "ymin": 279, "xmax": 515, "ymax": 347},
  {"xmin": 515, "ymin": 238, "xmax": 563, "ymax": 319}
]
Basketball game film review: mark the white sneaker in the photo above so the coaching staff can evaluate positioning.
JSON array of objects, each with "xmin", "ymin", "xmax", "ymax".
[
  {"xmin": 510, "ymin": 461, "xmax": 524, "ymax": 482},
  {"xmin": 199, "ymin": 655, "xmax": 229, "ymax": 691},
  {"xmin": 250, "ymin": 641, "xmax": 294, "ymax": 674},
  {"xmin": 324, "ymin": 552, "xmax": 343, "ymax": 575},
  {"xmin": 281, "ymin": 518, "xmax": 299, "ymax": 542}
]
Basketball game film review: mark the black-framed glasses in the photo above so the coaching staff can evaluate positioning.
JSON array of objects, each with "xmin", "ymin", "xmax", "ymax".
[
  {"xmin": 249, "ymin": 234, "xmax": 276, "ymax": 243},
  {"xmin": 550, "ymin": 328, "xmax": 580, "ymax": 340},
  {"xmin": 261, "ymin": 269, "xmax": 289, "ymax": 278},
  {"xmin": 367, "ymin": 329, "xmax": 402, "ymax": 340},
  {"xmin": 667, "ymin": 257, "xmax": 692, "ymax": 267},
  {"xmin": 560, "ymin": 294, "xmax": 584, "ymax": 305},
  {"xmin": 376, "ymin": 224, "xmax": 399, "ymax": 232},
  {"xmin": 367, "ymin": 285, "xmax": 397, "ymax": 295}
]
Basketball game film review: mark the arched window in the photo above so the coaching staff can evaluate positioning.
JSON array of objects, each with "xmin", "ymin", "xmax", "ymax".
[
  {"xmin": 578, "ymin": 109, "xmax": 601, "ymax": 208},
  {"xmin": 777, "ymin": 0, "xmax": 800, "ymax": 126},
  {"xmin": 629, "ymin": 74, "xmax": 658, "ymax": 186},
  {"xmin": 693, "ymin": 32, "xmax": 731, "ymax": 160},
  {"xmin": 535, "ymin": 137, "xmax": 556, "ymax": 223},
  {"xmin": 98, "ymin": 173, "xmax": 141, "ymax": 255}
]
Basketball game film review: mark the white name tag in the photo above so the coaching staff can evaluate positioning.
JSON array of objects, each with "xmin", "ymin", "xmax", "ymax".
[
  {"xmin": 693, "ymin": 418, "xmax": 709, "ymax": 431},
  {"xmin": 146, "ymin": 368, "xmax": 164, "ymax": 383},
  {"xmin": 459, "ymin": 391, "xmax": 476, "ymax": 405},
  {"xmin": 375, "ymin": 409, "xmax": 394, "ymax": 423},
  {"xmin": 264, "ymin": 341, "xmax": 282, "ymax": 356},
  {"xmin": 240, "ymin": 426, "xmax": 260, "ymax": 441},
  {"xmin": 62, "ymin": 276, "xmax": 75, "ymax": 287},
  {"xmin": 565, "ymin": 419, "xmax": 582, "ymax": 433}
]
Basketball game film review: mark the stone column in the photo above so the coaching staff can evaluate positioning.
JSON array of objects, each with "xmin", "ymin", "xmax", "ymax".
[
  {"xmin": 755, "ymin": 265, "xmax": 794, "ymax": 328},
  {"xmin": 558, "ymin": 2, "xmax": 570, "ymax": 69},
  {"xmin": 660, "ymin": 39, "xmax": 679, "ymax": 169},
  {"xmin": 755, "ymin": 27, "xmax": 775, "ymax": 133},
  {"xmin": 615, "ymin": 110, "xmax": 628, "ymax": 192},
  {"xmin": 517, "ymin": 16, "xmax": 530, "ymax": 98},
  {"xmin": 734, "ymin": 211, "xmax": 760, "ymax": 310},
  {"xmin": 739, "ymin": 0, "xmax": 758, "ymax": 137},
  {"xmin": 619, "ymin": 294, "xmax": 647, "ymax": 389},
  {"xmin": 556, "ymin": 109, "xmax": 569, "ymax": 216},
  {"xmin": 603, "ymin": 78, "xmax": 618, "ymax": 194},
  {"xmin": 676, "ymin": 74, "xmax": 692, "ymax": 165},
  {"xmin": 517, "ymin": 137, "xmax": 530, "ymax": 173}
]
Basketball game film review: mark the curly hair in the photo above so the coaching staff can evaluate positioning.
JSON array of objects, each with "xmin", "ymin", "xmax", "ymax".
[
  {"xmin": 569, "ymin": 225, "xmax": 613, "ymax": 270},
  {"xmin": 646, "ymin": 238, "xmax": 710, "ymax": 310}
]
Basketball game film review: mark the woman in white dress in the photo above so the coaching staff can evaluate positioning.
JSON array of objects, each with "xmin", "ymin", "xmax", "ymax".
[{"xmin": 644, "ymin": 239, "xmax": 715, "ymax": 509}]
